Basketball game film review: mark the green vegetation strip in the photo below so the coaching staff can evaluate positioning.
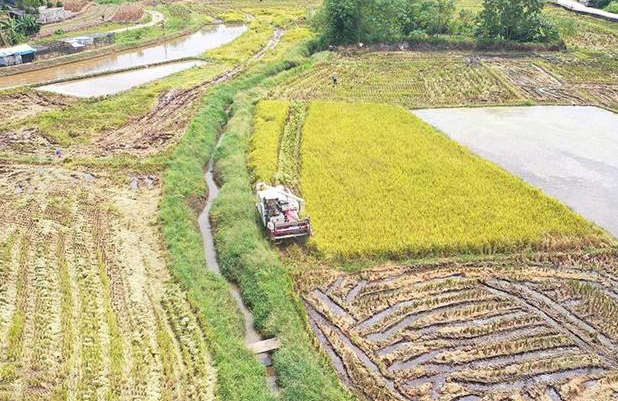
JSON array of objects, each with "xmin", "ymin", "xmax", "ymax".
[
  {"xmin": 210, "ymin": 75, "xmax": 355, "ymax": 401},
  {"xmin": 160, "ymin": 43, "xmax": 354, "ymax": 399}
]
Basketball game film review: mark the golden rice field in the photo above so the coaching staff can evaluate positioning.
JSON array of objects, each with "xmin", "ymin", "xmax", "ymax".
[
  {"xmin": 299, "ymin": 101, "xmax": 609, "ymax": 258},
  {"xmin": 0, "ymin": 163, "xmax": 215, "ymax": 401},
  {"xmin": 248, "ymin": 100, "xmax": 290, "ymax": 183}
]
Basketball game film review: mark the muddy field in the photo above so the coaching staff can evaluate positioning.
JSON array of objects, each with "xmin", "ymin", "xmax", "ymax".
[
  {"xmin": 0, "ymin": 162, "xmax": 215, "ymax": 400},
  {"xmin": 298, "ymin": 254, "xmax": 618, "ymax": 400},
  {"xmin": 0, "ymin": 91, "xmax": 75, "ymax": 127}
]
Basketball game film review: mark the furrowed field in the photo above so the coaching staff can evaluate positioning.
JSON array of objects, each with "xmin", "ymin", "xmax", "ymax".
[
  {"xmin": 0, "ymin": 163, "xmax": 215, "ymax": 400},
  {"xmin": 296, "ymin": 101, "xmax": 608, "ymax": 258}
]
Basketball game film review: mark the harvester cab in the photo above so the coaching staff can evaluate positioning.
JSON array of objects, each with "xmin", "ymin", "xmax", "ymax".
[{"xmin": 255, "ymin": 182, "xmax": 312, "ymax": 241}]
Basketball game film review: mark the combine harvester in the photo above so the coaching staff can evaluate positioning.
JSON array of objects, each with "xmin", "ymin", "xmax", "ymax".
[{"xmin": 255, "ymin": 182, "xmax": 312, "ymax": 241}]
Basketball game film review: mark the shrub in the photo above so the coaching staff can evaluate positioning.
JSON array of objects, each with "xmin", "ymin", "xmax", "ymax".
[
  {"xmin": 476, "ymin": 0, "xmax": 559, "ymax": 43},
  {"xmin": 112, "ymin": 3, "xmax": 145, "ymax": 23}
]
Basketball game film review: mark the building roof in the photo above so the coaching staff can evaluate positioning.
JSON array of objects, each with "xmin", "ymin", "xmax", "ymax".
[{"xmin": 0, "ymin": 44, "xmax": 37, "ymax": 57}]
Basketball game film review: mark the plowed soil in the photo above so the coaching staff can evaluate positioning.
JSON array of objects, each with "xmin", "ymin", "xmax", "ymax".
[{"xmin": 298, "ymin": 253, "xmax": 618, "ymax": 401}]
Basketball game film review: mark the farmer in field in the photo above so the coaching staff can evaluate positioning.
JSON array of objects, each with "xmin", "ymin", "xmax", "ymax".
[{"xmin": 332, "ymin": 72, "xmax": 338, "ymax": 86}]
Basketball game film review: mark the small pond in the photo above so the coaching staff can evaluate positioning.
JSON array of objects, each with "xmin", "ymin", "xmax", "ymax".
[
  {"xmin": 0, "ymin": 24, "xmax": 247, "ymax": 90},
  {"xmin": 38, "ymin": 60, "xmax": 205, "ymax": 97}
]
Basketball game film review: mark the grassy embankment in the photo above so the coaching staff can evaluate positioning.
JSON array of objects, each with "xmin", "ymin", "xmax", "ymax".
[{"xmin": 159, "ymin": 36, "xmax": 354, "ymax": 399}]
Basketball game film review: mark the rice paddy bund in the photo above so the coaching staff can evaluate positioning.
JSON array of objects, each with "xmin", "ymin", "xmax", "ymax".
[{"xmin": 297, "ymin": 101, "xmax": 610, "ymax": 258}]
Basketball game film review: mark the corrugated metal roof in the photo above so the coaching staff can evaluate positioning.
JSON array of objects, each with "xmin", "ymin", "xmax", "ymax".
[{"xmin": 0, "ymin": 44, "xmax": 36, "ymax": 57}]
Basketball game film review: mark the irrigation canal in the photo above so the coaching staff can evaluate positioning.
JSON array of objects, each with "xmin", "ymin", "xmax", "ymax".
[
  {"xmin": 199, "ymin": 137, "xmax": 281, "ymax": 393},
  {"xmin": 414, "ymin": 105, "xmax": 618, "ymax": 238}
]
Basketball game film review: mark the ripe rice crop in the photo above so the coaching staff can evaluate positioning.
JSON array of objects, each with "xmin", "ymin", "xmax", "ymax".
[
  {"xmin": 297, "ymin": 253, "xmax": 618, "ymax": 400},
  {"xmin": 248, "ymin": 99, "xmax": 290, "ymax": 182},
  {"xmin": 300, "ymin": 101, "xmax": 608, "ymax": 258}
]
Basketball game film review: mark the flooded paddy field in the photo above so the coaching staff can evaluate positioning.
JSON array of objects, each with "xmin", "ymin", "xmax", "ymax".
[
  {"xmin": 297, "ymin": 254, "xmax": 618, "ymax": 400},
  {"xmin": 38, "ymin": 60, "xmax": 206, "ymax": 97},
  {"xmin": 0, "ymin": 24, "xmax": 247, "ymax": 90},
  {"xmin": 414, "ymin": 106, "xmax": 618, "ymax": 238}
]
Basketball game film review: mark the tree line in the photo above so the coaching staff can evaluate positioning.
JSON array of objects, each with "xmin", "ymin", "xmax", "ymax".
[{"xmin": 314, "ymin": 0, "xmax": 559, "ymax": 45}]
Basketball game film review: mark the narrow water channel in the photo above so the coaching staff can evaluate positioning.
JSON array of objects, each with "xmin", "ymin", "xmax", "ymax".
[
  {"xmin": 198, "ymin": 139, "xmax": 280, "ymax": 392},
  {"xmin": 0, "ymin": 24, "xmax": 247, "ymax": 89}
]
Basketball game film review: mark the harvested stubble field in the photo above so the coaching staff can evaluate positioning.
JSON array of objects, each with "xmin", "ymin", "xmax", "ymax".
[
  {"xmin": 271, "ymin": 52, "xmax": 522, "ymax": 108},
  {"xmin": 0, "ymin": 162, "xmax": 215, "ymax": 401},
  {"xmin": 297, "ymin": 252, "xmax": 618, "ymax": 401},
  {"xmin": 297, "ymin": 101, "xmax": 609, "ymax": 258},
  {"xmin": 269, "ymin": 51, "xmax": 618, "ymax": 112}
]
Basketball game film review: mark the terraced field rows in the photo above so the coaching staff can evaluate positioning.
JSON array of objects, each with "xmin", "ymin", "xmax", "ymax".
[
  {"xmin": 272, "ymin": 53, "xmax": 521, "ymax": 107},
  {"xmin": 0, "ymin": 163, "xmax": 215, "ymax": 401},
  {"xmin": 297, "ymin": 254, "xmax": 618, "ymax": 400}
]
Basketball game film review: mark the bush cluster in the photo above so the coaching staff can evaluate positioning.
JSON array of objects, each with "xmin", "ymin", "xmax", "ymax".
[{"xmin": 314, "ymin": 0, "xmax": 560, "ymax": 45}]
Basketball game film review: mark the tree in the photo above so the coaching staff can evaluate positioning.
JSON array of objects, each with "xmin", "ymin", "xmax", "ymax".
[
  {"xmin": 313, "ymin": 0, "xmax": 456, "ymax": 45},
  {"xmin": 313, "ymin": 0, "xmax": 363, "ymax": 45},
  {"xmin": 476, "ymin": 0, "xmax": 559, "ymax": 42},
  {"xmin": 0, "ymin": 15, "xmax": 40, "ymax": 45}
]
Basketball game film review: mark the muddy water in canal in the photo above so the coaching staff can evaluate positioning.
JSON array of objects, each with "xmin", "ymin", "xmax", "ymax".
[
  {"xmin": 38, "ymin": 60, "xmax": 205, "ymax": 97},
  {"xmin": 198, "ymin": 136, "xmax": 279, "ymax": 392},
  {"xmin": 414, "ymin": 106, "xmax": 618, "ymax": 237},
  {"xmin": 0, "ymin": 24, "xmax": 247, "ymax": 89}
]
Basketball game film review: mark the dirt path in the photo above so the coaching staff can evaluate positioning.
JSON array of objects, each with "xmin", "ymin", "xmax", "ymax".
[{"xmin": 108, "ymin": 10, "xmax": 164, "ymax": 34}]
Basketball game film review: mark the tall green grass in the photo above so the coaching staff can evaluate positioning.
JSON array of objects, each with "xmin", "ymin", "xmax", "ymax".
[
  {"xmin": 160, "ymin": 37, "xmax": 354, "ymax": 399},
  {"xmin": 210, "ymin": 88, "xmax": 355, "ymax": 401}
]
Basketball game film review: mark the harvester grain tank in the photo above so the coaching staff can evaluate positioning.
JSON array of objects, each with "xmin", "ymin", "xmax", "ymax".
[{"xmin": 255, "ymin": 182, "xmax": 312, "ymax": 241}]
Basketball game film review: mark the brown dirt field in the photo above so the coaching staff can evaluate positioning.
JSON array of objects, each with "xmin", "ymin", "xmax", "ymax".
[
  {"xmin": 298, "ymin": 253, "xmax": 618, "ymax": 401},
  {"xmin": 0, "ymin": 162, "xmax": 215, "ymax": 401},
  {"xmin": 0, "ymin": 90, "xmax": 75, "ymax": 127},
  {"xmin": 37, "ymin": 3, "xmax": 119, "ymax": 38}
]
